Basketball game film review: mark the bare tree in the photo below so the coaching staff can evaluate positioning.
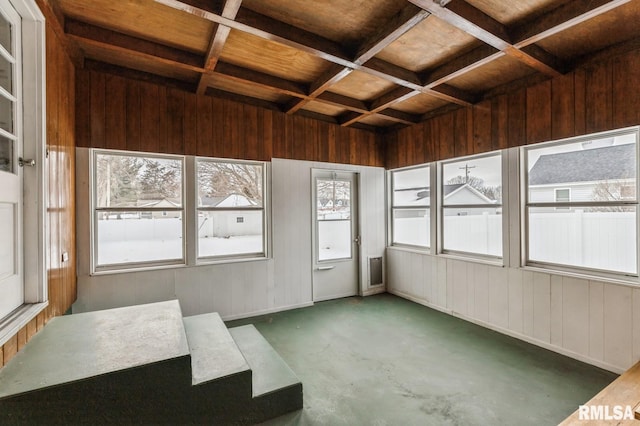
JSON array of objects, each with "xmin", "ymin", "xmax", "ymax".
[
  {"xmin": 591, "ymin": 180, "xmax": 636, "ymax": 212},
  {"xmin": 198, "ymin": 162, "xmax": 263, "ymax": 204},
  {"xmin": 95, "ymin": 155, "xmax": 143, "ymax": 207}
]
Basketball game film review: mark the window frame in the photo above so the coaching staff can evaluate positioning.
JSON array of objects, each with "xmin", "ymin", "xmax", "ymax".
[
  {"xmin": 389, "ymin": 164, "xmax": 431, "ymax": 251},
  {"xmin": 91, "ymin": 149, "xmax": 186, "ymax": 273},
  {"xmin": 439, "ymin": 151, "xmax": 505, "ymax": 261},
  {"xmin": 195, "ymin": 157, "xmax": 268, "ymax": 263},
  {"xmin": 522, "ymin": 127, "xmax": 640, "ymax": 279}
]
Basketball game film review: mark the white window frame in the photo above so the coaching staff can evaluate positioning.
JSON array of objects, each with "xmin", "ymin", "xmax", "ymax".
[
  {"xmin": 0, "ymin": 0, "xmax": 47, "ymax": 347},
  {"xmin": 439, "ymin": 151, "xmax": 505, "ymax": 262},
  {"xmin": 554, "ymin": 188, "xmax": 571, "ymax": 203},
  {"xmin": 195, "ymin": 157, "xmax": 268, "ymax": 262},
  {"xmin": 388, "ymin": 164, "xmax": 432, "ymax": 251},
  {"xmin": 90, "ymin": 149, "xmax": 186, "ymax": 273},
  {"xmin": 522, "ymin": 127, "xmax": 640, "ymax": 279}
]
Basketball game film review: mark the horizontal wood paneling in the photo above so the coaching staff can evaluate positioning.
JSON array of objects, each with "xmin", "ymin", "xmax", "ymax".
[
  {"xmin": 2, "ymin": 12, "xmax": 76, "ymax": 368},
  {"xmin": 76, "ymin": 69, "xmax": 384, "ymax": 167},
  {"xmin": 386, "ymin": 47, "xmax": 640, "ymax": 169}
]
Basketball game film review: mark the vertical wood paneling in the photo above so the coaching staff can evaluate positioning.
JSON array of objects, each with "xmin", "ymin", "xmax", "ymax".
[
  {"xmin": 612, "ymin": 50, "xmax": 640, "ymax": 129},
  {"xmin": 89, "ymin": 72, "xmax": 105, "ymax": 149},
  {"xmin": 125, "ymin": 79, "xmax": 141, "ymax": 152},
  {"xmin": 139, "ymin": 82, "xmax": 160, "ymax": 153},
  {"xmin": 183, "ymin": 93, "xmax": 198, "ymax": 156},
  {"xmin": 585, "ymin": 62, "xmax": 613, "ymax": 134},
  {"xmin": 522, "ymin": 271, "xmax": 534, "ymax": 337},
  {"xmin": 492, "ymin": 95, "xmax": 508, "ymax": 150},
  {"xmin": 488, "ymin": 266, "xmax": 509, "ymax": 329},
  {"xmin": 104, "ymin": 75, "xmax": 126, "ymax": 151},
  {"xmin": 532, "ymin": 272, "xmax": 551, "ymax": 343},
  {"xmin": 166, "ymin": 88, "xmax": 185, "ymax": 155},
  {"xmin": 450, "ymin": 110, "xmax": 467, "ymax": 158},
  {"xmin": 508, "ymin": 268, "xmax": 523, "ymax": 334},
  {"xmin": 507, "ymin": 89, "xmax": 526, "ymax": 148},
  {"xmin": 551, "ymin": 73, "xmax": 575, "ymax": 140},
  {"xmin": 550, "ymin": 276, "xmax": 563, "ymax": 347},
  {"xmin": 473, "ymin": 100, "xmax": 492, "ymax": 153},
  {"xmin": 526, "ymin": 80, "xmax": 552, "ymax": 144},
  {"xmin": 473, "ymin": 263, "xmax": 489, "ymax": 323}
]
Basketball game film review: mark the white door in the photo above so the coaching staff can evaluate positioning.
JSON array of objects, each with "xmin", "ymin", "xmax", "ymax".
[
  {"xmin": 312, "ymin": 170, "xmax": 359, "ymax": 301},
  {"xmin": 0, "ymin": 1, "xmax": 23, "ymax": 319}
]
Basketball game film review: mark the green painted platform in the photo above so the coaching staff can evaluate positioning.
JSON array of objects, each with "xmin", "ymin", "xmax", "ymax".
[{"xmin": 0, "ymin": 301, "xmax": 303, "ymax": 424}]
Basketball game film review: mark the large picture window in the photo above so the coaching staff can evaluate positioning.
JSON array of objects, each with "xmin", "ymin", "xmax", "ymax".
[
  {"xmin": 196, "ymin": 159, "xmax": 265, "ymax": 259},
  {"xmin": 441, "ymin": 153, "xmax": 503, "ymax": 258},
  {"xmin": 525, "ymin": 129, "xmax": 639, "ymax": 276},
  {"xmin": 93, "ymin": 151, "xmax": 184, "ymax": 269},
  {"xmin": 390, "ymin": 166, "xmax": 430, "ymax": 248}
]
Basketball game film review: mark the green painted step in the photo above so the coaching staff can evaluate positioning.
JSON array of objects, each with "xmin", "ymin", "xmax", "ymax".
[
  {"xmin": 182, "ymin": 312, "xmax": 250, "ymax": 386},
  {"xmin": 229, "ymin": 325, "xmax": 301, "ymax": 397}
]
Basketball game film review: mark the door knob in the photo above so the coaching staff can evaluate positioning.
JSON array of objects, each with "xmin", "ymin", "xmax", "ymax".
[{"xmin": 18, "ymin": 157, "xmax": 36, "ymax": 167}]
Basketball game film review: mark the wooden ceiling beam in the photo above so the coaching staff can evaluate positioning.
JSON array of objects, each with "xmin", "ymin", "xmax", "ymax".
[
  {"xmin": 84, "ymin": 59, "xmax": 197, "ymax": 92},
  {"xmin": 65, "ymin": 19, "xmax": 204, "ymax": 70},
  {"xmin": 157, "ymin": 0, "xmax": 474, "ymax": 110},
  {"xmin": 286, "ymin": 6, "xmax": 429, "ymax": 115},
  {"xmin": 196, "ymin": 0, "xmax": 242, "ymax": 95},
  {"xmin": 512, "ymin": 0, "xmax": 632, "ymax": 47},
  {"xmin": 407, "ymin": 0, "xmax": 565, "ymax": 77},
  {"xmin": 212, "ymin": 62, "xmax": 307, "ymax": 97},
  {"xmin": 354, "ymin": 6, "xmax": 430, "ymax": 65},
  {"xmin": 422, "ymin": 44, "xmax": 503, "ymax": 88}
]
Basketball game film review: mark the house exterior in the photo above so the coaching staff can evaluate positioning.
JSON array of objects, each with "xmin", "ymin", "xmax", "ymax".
[
  {"xmin": 198, "ymin": 193, "xmax": 262, "ymax": 238},
  {"xmin": 529, "ymin": 143, "xmax": 636, "ymax": 203},
  {"xmin": 394, "ymin": 183, "xmax": 500, "ymax": 216}
]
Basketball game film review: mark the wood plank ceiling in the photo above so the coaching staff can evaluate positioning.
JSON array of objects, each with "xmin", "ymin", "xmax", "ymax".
[{"xmin": 50, "ymin": 0, "xmax": 639, "ymax": 132}]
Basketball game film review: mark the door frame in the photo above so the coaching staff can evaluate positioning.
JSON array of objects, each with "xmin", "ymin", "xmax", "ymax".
[
  {"xmin": 311, "ymin": 168, "xmax": 361, "ymax": 301},
  {"xmin": 0, "ymin": 0, "xmax": 47, "ymax": 347}
]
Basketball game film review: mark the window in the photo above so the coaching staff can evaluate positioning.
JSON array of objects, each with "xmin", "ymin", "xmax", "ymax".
[
  {"xmin": 390, "ymin": 166, "xmax": 430, "ymax": 248},
  {"xmin": 316, "ymin": 176, "xmax": 353, "ymax": 261},
  {"xmin": 524, "ymin": 129, "xmax": 638, "ymax": 276},
  {"xmin": 555, "ymin": 188, "xmax": 570, "ymax": 203},
  {"xmin": 196, "ymin": 159, "xmax": 265, "ymax": 259},
  {"xmin": 441, "ymin": 153, "xmax": 503, "ymax": 258},
  {"xmin": 93, "ymin": 151, "xmax": 184, "ymax": 269}
]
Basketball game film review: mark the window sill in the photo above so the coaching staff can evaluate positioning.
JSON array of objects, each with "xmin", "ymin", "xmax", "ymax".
[
  {"xmin": 386, "ymin": 246, "xmax": 504, "ymax": 268},
  {"xmin": 90, "ymin": 256, "xmax": 272, "ymax": 276},
  {"xmin": 0, "ymin": 302, "xmax": 48, "ymax": 347},
  {"xmin": 521, "ymin": 265, "xmax": 640, "ymax": 288},
  {"xmin": 387, "ymin": 245, "xmax": 431, "ymax": 255}
]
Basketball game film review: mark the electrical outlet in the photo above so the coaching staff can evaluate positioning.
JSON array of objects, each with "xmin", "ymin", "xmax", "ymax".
[{"xmin": 62, "ymin": 252, "xmax": 69, "ymax": 262}]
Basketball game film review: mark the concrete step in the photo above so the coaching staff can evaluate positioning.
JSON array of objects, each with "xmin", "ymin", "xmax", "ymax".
[
  {"xmin": 229, "ymin": 325, "xmax": 303, "ymax": 419},
  {"xmin": 183, "ymin": 312, "xmax": 250, "ymax": 386}
]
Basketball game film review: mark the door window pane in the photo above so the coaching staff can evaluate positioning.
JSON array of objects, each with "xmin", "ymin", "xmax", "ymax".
[
  {"xmin": 0, "ymin": 12, "xmax": 10, "ymax": 53},
  {"xmin": 0, "ymin": 92, "xmax": 13, "ymax": 134},
  {"xmin": 0, "ymin": 135, "xmax": 12, "ymax": 173},
  {"xmin": 317, "ymin": 178, "xmax": 351, "ymax": 261},
  {"xmin": 528, "ymin": 206, "xmax": 637, "ymax": 275},
  {"xmin": 96, "ymin": 211, "xmax": 183, "ymax": 265},
  {"xmin": 0, "ymin": 53, "xmax": 12, "ymax": 94},
  {"xmin": 198, "ymin": 210, "xmax": 263, "ymax": 257}
]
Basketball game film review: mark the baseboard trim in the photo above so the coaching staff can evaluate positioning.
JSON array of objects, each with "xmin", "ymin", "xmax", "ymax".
[{"xmin": 220, "ymin": 302, "xmax": 315, "ymax": 322}]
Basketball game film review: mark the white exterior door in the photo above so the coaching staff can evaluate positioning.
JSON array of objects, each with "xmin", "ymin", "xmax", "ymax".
[
  {"xmin": 312, "ymin": 170, "xmax": 359, "ymax": 301},
  {"xmin": 0, "ymin": 1, "xmax": 23, "ymax": 319}
]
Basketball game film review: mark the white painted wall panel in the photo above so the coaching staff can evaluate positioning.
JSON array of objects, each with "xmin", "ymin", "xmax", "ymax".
[
  {"xmin": 588, "ymin": 281, "xmax": 604, "ymax": 362},
  {"xmin": 561, "ymin": 277, "xmax": 590, "ymax": 356},
  {"xmin": 387, "ymin": 247, "xmax": 640, "ymax": 373},
  {"xmin": 532, "ymin": 272, "xmax": 551, "ymax": 344},
  {"xmin": 508, "ymin": 268, "xmax": 523, "ymax": 334},
  {"xmin": 603, "ymin": 285, "xmax": 633, "ymax": 369}
]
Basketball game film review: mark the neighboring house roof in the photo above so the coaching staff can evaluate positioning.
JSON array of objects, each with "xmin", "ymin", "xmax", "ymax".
[
  {"xmin": 394, "ymin": 183, "xmax": 494, "ymax": 205},
  {"xmin": 529, "ymin": 144, "xmax": 636, "ymax": 185},
  {"xmin": 201, "ymin": 193, "xmax": 256, "ymax": 208}
]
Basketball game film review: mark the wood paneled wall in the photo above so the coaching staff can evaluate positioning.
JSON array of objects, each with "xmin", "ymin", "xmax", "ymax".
[
  {"xmin": 1, "ymin": 14, "xmax": 77, "ymax": 368},
  {"xmin": 386, "ymin": 47, "xmax": 640, "ymax": 169},
  {"xmin": 75, "ymin": 70, "xmax": 385, "ymax": 167}
]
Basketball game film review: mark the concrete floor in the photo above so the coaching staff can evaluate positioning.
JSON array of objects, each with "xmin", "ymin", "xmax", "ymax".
[{"xmin": 227, "ymin": 294, "xmax": 617, "ymax": 426}]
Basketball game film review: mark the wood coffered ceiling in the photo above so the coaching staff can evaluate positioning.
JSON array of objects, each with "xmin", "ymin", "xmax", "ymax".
[{"xmin": 48, "ymin": 0, "xmax": 640, "ymax": 132}]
